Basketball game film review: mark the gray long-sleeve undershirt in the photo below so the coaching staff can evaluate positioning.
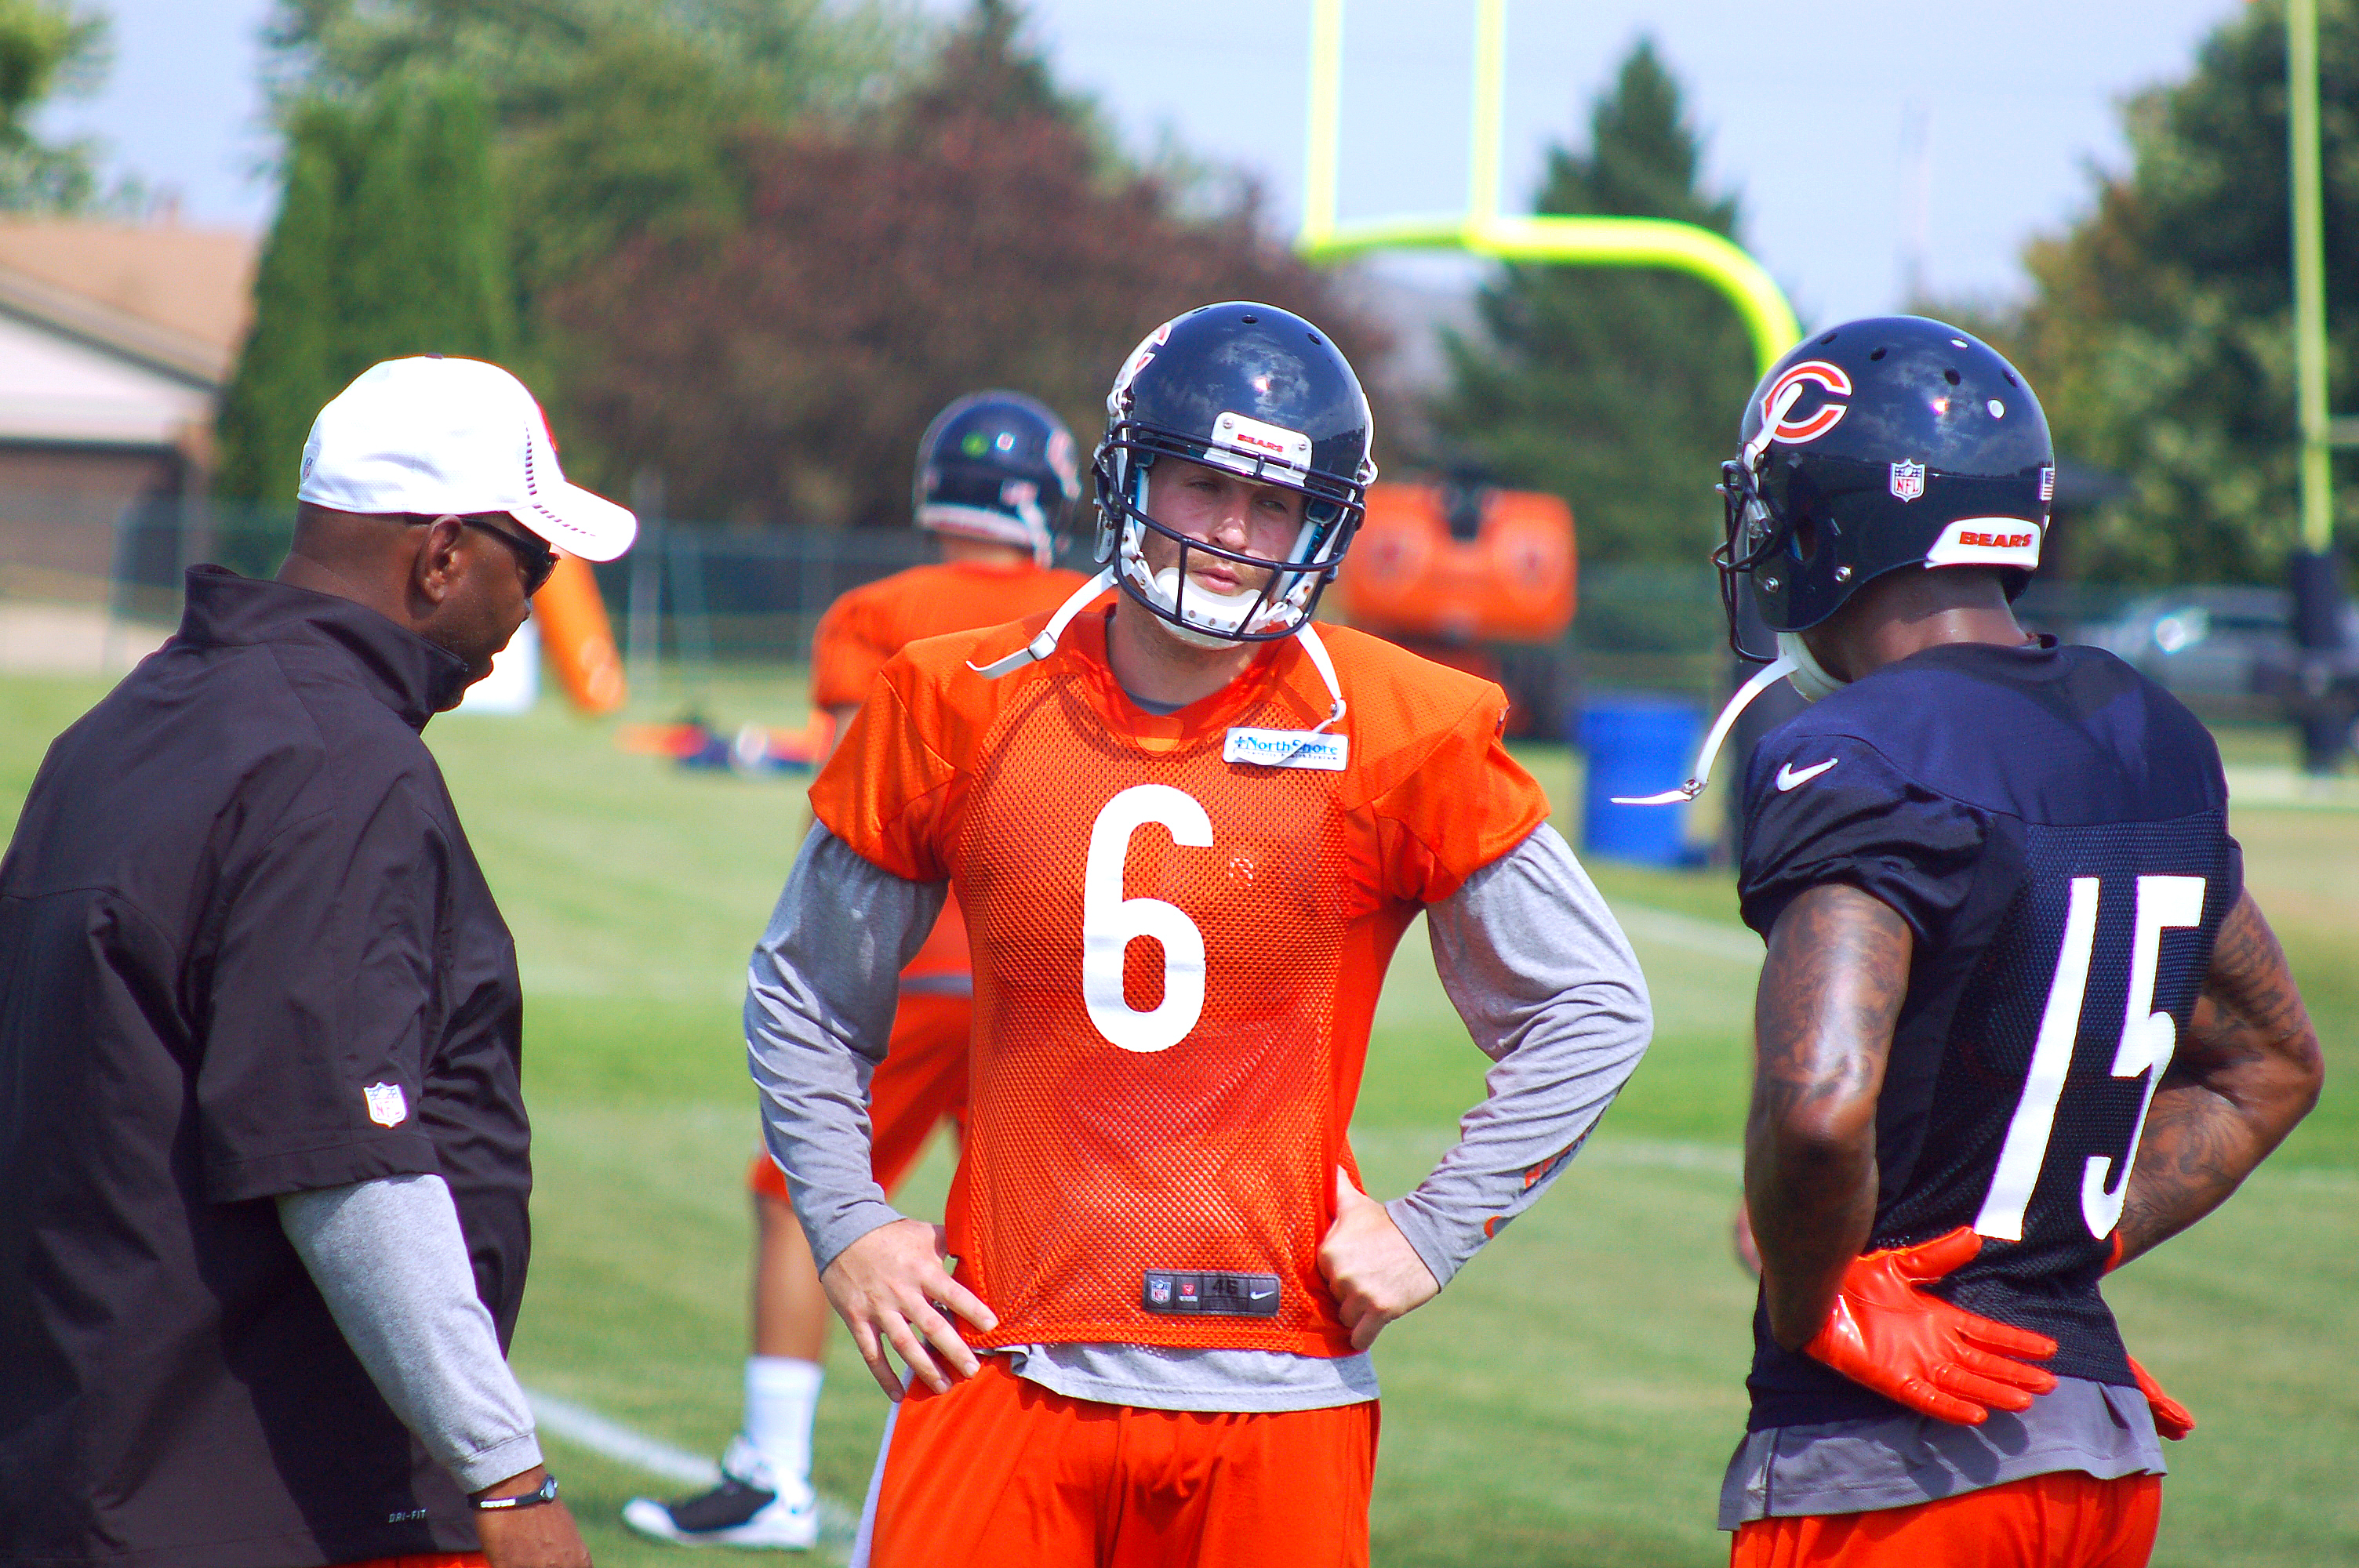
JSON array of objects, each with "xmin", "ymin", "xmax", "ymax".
[
  {"xmin": 747, "ymin": 822, "xmax": 1650, "ymax": 1410},
  {"xmin": 277, "ymin": 1174, "xmax": 543, "ymax": 1493}
]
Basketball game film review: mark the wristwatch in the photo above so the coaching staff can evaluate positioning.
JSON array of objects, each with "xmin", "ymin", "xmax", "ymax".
[{"xmin": 472, "ymin": 1473, "xmax": 562, "ymax": 1512}]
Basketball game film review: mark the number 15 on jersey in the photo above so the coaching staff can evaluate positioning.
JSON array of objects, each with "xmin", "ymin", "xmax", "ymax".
[{"xmin": 1974, "ymin": 874, "xmax": 2206, "ymax": 1244}]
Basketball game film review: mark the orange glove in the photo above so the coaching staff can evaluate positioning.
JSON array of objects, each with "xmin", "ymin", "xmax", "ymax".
[
  {"xmin": 2103, "ymin": 1232, "xmax": 2196, "ymax": 1440},
  {"xmin": 1805, "ymin": 1226, "xmax": 2059, "ymax": 1425},
  {"xmin": 2127, "ymin": 1356, "xmax": 2196, "ymax": 1439}
]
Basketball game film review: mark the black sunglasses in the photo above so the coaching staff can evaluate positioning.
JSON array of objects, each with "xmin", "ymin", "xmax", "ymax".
[{"xmin": 406, "ymin": 513, "xmax": 559, "ymax": 594}]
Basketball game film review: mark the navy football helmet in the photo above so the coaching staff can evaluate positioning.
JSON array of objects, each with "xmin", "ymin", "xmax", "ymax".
[
  {"xmin": 914, "ymin": 390, "xmax": 1081, "ymax": 566},
  {"xmin": 1718, "ymin": 316, "xmax": 2055, "ymax": 655},
  {"xmin": 1092, "ymin": 301, "xmax": 1377, "ymax": 646},
  {"xmin": 1616, "ymin": 318, "xmax": 2059, "ymax": 806}
]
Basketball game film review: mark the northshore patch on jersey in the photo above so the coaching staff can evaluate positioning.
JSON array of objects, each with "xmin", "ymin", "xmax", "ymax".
[
  {"xmin": 810, "ymin": 608, "xmax": 1549, "ymax": 1359},
  {"xmin": 1737, "ymin": 641, "xmax": 2240, "ymax": 1432}
]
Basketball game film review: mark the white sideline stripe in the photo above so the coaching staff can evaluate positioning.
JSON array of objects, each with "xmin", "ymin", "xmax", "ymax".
[
  {"xmin": 1610, "ymin": 902, "xmax": 1763, "ymax": 966},
  {"xmin": 525, "ymin": 1390, "xmax": 720, "ymax": 1486},
  {"xmin": 1586, "ymin": 1138, "xmax": 1743, "ymax": 1177},
  {"xmin": 525, "ymin": 1388, "xmax": 863, "ymax": 1548}
]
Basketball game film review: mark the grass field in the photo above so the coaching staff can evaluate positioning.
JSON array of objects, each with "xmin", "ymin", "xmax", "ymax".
[{"xmin": 2, "ymin": 664, "xmax": 2354, "ymax": 1565}]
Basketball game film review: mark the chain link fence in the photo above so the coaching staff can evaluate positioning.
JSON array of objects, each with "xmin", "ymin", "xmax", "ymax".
[{"xmin": 0, "ymin": 485, "xmax": 2270, "ymax": 735}]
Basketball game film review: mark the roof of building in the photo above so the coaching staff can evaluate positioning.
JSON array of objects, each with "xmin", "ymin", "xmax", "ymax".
[{"xmin": 0, "ymin": 222, "xmax": 257, "ymax": 387}]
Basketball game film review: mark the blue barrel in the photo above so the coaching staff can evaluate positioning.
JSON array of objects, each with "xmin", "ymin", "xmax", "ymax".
[{"xmin": 1577, "ymin": 695, "xmax": 1703, "ymax": 866}]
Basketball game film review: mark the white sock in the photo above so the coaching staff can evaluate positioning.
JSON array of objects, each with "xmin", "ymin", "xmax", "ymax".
[{"xmin": 744, "ymin": 1356, "xmax": 823, "ymax": 1494}]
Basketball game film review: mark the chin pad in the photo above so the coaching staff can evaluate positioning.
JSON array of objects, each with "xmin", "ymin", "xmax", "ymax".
[{"xmin": 1777, "ymin": 633, "xmax": 1848, "ymax": 702}]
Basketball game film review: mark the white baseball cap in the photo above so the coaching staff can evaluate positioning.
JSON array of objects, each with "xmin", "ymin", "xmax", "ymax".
[{"xmin": 296, "ymin": 356, "xmax": 638, "ymax": 562}]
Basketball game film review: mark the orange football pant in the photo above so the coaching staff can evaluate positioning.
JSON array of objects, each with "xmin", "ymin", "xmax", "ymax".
[
  {"xmin": 1731, "ymin": 1470, "xmax": 2163, "ymax": 1568},
  {"xmin": 867, "ymin": 1357, "xmax": 1378, "ymax": 1568},
  {"xmin": 748, "ymin": 989, "xmax": 971, "ymax": 1202}
]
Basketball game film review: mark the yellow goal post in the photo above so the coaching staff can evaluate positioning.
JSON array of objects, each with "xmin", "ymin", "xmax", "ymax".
[{"xmin": 1296, "ymin": 0, "xmax": 1801, "ymax": 380}]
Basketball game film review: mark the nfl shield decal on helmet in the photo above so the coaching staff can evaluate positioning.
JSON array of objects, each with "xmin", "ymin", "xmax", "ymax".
[
  {"xmin": 1889, "ymin": 460, "xmax": 1926, "ymax": 502},
  {"xmin": 363, "ymin": 1081, "xmax": 409, "ymax": 1128}
]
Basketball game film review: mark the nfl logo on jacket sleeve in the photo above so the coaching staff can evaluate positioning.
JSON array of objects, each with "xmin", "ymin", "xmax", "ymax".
[{"xmin": 363, "ymin": 1081, "xmax": 409, "ymax": 1127}]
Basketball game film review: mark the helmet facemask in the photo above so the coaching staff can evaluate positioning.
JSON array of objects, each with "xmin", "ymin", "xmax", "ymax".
[
  {"xmin": 1093, "ymin": 423, "xmax": 1367, "ymax": 648},
  {"xmin": 1714, "ymin": 378, "xmax": 1816, "ymax": 662}
]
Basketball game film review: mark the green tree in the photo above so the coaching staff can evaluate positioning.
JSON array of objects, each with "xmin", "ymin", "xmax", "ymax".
[
  {"xmin": 339, "ymin": 74, "xmax": 513, "ymax": 378},
  {"xmin": 264, "ymin": 0, "xmax": 906, "ymax": 297},
  {"xmin": 212, "ymin": 106, "xmax": 347, "ymax": 506},
  {"xmin": 248, "ymin": 0, "xmax": 911, "ymax": 492},
  {"xmin": 1982, "ymin": 0, "xmax": 2359, "ymax": 583},
  {"xmin": 215, "ymin": 74, "xmax": 514, "ymax": 503},
  {"xmin": 545, "ymin": 0, "xmax": 1383, "ymax": 525},
  {"xmin": 1427, "ymin": 40, "xmax": 1760, "ymax": 568},
  {"xmin": 0, "ymin": 0, "xmax": 111, "ymax": 210}
]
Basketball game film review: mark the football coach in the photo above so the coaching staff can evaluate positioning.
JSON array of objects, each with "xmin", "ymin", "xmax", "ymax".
[{"xmin": 0, "ymin": 358, "xmax": 634, "ymax": 1568}]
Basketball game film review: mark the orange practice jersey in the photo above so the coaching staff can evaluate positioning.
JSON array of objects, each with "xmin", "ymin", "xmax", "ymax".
[
  {"xmin": 809, "ymin": 560, "xmax": 1098, "ymax": 982},
  {"xmin": 811, "ymin": 609, "xmax": 1550, "ymax": 1356}
]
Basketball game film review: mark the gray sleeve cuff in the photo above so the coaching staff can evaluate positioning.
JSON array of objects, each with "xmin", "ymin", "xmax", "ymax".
[
  {"xmin": 459, "ymin": 1433, "xmax": 547, "ymax": 1496},
  {"xmin": 277, "ymin": 1174, "xmax": 543, "ymax": 1493},
  {"xmin": 1383, "ymin": 1196, "xmax": 1459, "ymax": 1290},
  {"xmin": 1400, "ymin": 824, "xmax": 1654, "ymax": 1286},
  {"xmin": 747, "ymin": 823, "xmax": 948, "ymax": 1274}
]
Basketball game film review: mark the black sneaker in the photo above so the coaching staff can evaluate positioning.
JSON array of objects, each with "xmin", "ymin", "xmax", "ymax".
[{"xmin": 621, "ymin": 1437, "xmax": 819, "ymax": 1549}]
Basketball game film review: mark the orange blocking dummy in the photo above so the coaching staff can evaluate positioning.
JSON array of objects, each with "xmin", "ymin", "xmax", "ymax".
[{"xmin": 533, "ymin": 554, "xmax": 626, "ymax": 714}]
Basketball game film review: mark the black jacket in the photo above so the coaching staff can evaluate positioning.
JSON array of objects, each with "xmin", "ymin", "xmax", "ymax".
[{"xmin": 0, "ymin": 567, "xmax": 531, "ymax": 1568}]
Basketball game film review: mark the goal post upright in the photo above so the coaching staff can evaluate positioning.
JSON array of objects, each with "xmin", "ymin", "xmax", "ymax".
[{"xmin": 1296, "ymin": 0, "xmax": 1802, "ymax": 379}]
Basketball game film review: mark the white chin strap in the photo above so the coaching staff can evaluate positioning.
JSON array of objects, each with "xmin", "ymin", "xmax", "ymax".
[
  {"xmin": 965, "ymin": 562, "xmax": 1348, "ymax": 738},
  {"xmin": 1606, "ymin": 652, "xmax": 1809, "ymax": 806},
  {"xmin": 968, "ymin": 564, "xmax": 1118, "ymax": 678},
  {"xmin": 1292, "ymin": 621, "xmax": 1348, "ymax": 734},
  {"xmin": 1609, "ymin": 633, "xmax": 1851, "ymax": 806}
]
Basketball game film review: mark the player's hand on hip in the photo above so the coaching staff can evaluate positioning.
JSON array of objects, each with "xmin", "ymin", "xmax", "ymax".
[
  {"xmin": 1732, "ymin": 1199, "xmax": 1763, "ymax": 1278},
  {"xmin": 2103, "ymin": 1238, "xmax": 2196, "ymax": 1439},
  {"xmin": 1318, "ymin": 1167, "xmax": 1440, "ymax": 1352},
  {"xmin": 1804, "ymin": 1225, "xmax": 2059, "ymax": 1425},
  {"xmin": 471, "ymin": 1468, "xmax": 591, "ymax": 1568},
  {"xmin": 819, "ymin": 1218, "xmax": 996, "ymax": 1400},
  {"xmin": 2125, "ymin": 1354, "xmax": 2196, "ymax": 1439}
]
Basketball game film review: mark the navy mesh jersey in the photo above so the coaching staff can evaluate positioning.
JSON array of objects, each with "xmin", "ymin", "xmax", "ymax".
[{"xmin": 1737, "ymin": 641, "xmax": 2240, "ymax": 1431}]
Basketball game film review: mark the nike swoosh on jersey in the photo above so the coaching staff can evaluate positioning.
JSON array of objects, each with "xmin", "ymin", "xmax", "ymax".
[{"xmin": 1776, "ymin": 757, "xmax": 1839, "ymax": 791}]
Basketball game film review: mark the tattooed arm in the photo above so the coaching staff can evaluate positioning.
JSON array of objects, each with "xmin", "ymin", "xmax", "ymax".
[
  {"xmin": 2115, "ymin": 891, "xmax": 2323, "ymax": 1266},
  {"xmin": 1745, "ymin": 884, "xmax": 1914, "ymax": 1351}
]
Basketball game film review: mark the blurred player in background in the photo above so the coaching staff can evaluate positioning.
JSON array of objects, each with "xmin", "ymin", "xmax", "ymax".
[
  {"xmin": 1708, "ymin": 318, "xmax": 2322, "ymax": 1566},
  {"xmin": 747, "ymin": 301, "xmax": 1652, "ymax": 1566},
  {"xmin": 624, "ymin": 391, "xmax": 1092, "ymax": 1549}
]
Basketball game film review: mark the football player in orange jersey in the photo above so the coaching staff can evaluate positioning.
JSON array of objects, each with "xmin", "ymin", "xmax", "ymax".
[
  {"xmin": 746, "ymin": 303, "xmax": 1654, "ymax": 1567},
  {"xmin": 624, "ymin": 392, "xmax": 1093, "ymax": 1549}
]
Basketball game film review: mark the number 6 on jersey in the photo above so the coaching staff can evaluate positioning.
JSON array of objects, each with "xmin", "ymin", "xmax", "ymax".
[{"xmin": 1081, "ymin": 784, "xmax": 1212, "ymax": 1052}]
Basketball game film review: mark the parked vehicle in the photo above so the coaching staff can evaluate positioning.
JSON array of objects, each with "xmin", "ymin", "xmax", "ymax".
[{"xmin": 2081, "ymin": 586, "xmax": 2359, "ymax": 717}]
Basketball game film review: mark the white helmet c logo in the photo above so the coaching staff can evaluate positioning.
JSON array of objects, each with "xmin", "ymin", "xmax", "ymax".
[{"xmin": 1761, "ymin": 359, "xmax": 1853, "ymax": 445}]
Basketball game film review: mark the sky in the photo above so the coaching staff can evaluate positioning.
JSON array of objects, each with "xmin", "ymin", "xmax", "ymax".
[{"xmin": 40, "ymin": 0, "xmax": 2244, "ymax": 324}]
